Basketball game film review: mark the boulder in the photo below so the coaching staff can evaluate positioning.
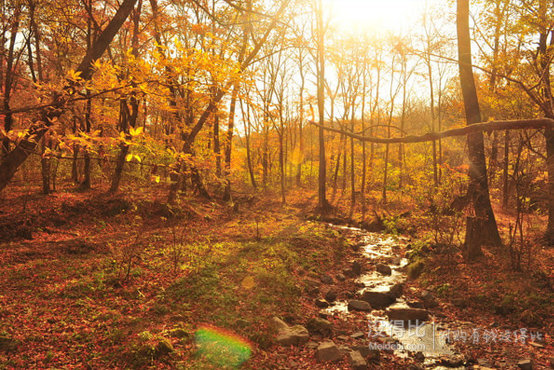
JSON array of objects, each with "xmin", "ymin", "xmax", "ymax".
[
  {"xmin": 361, "ymin": 290, "xmax": 396, "ymax": 309},
  {"xmin": 352, "ymin": 345, "xmax": 380, "ymax": 361},
  {"xmin": 316, "ymin": 341, "xmax": 342, "ymax": 362},
  {"xmin": 325, "ymin": 289, "xmax": 338, "ymax": 302},
  {"xmin": 348, "ymin": 300, "xmax": 372, "ymax": 312},
  {"xmin": 386, "ymin": 307, "xmax": 429, "ymax": 323},
  {"xmin": 389, "ymin": 283, "xmax": 404, "ymax": 298},
  {"xmin": 271, "ymin": 317, "xmax": 289, "ymax": 332},
  {"xmin": 275, "ymin": 325, "xmax": 309, "ymax": 346},
  {"xmin": 406, "ymin": 300, "xmax": 425, "ymax": 309},
  {"xmin": 307, "ymin": 317, "xmax": 333, "ymax": 337},
  {"xmin": 338, "ymin": 345, "xmax": 350, "ymax": 357},
  {"xmin": 376, "ymin": 263, "xmax": 392, "ymax": 275},
  {"xmin": 320, "ymin": 274, "xmax": 334, "ymax": 284},
  {"xmin": 154, "ymin": 339, "xmax": 174, "ymax": 356},
  {"xmin": 273, "ymin": 317, "xmax": 310, "ymax": 346},
  {"xmin": 438, "ymin": 355, "xmax": 464, "ymax": 367},
  {"xmin": 315, "ymin": 298, "xmax": 329, "ymax": 308},
  {"xmin": 349, "ymin": 350, "xmax": 368, "ymax": 370},
  {"xmin": 517, "ymin": 359, "xmax": 532, "ymax": 370}
]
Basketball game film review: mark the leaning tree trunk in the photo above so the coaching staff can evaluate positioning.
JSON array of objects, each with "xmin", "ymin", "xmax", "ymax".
[
  {"xmin": 109, "ymin": 1, "xmax": 141, "ymax": 193},
  {"xmin": 457, "ymin": 0, "xmax": 502, "ymax": 260}
]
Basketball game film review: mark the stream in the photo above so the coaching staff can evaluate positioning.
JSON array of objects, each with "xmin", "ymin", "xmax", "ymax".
[{"xmin": 325, "ymin": 225, "xmax": 465, "ymax": 369}]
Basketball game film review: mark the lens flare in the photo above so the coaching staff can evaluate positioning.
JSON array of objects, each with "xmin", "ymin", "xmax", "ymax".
[{"xmin": 195, "ymin": 325, "xmax": 252, "ymax": 367}]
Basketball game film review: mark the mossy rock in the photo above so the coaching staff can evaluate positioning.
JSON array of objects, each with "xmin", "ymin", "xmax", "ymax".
[
  {"xmin": 168, "ymin": 328, "xmax": 190, "ymax": 339},
  {"xmin": 155, "ymin": 338, "xmax": 174, "ymax": 356},
  {"xmin": 407, "ymin": 259, "xmax": 425, "ymax": 280},
  {"xmin": 128, "ymin": 334, "xmax": 174, "ymax": 367}
]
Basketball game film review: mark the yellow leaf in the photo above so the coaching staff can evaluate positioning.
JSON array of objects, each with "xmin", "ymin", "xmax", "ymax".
[
  {"xmin": 67, "ymin": 69, "xmax": 82, "ymax": 82},
  {"xmin": 241, "ymin": 276, "xmax": 255, "ymax": 290},
  {"xmin": 134, "ymin": 155, "xmax": 141, "ymax": 163},
  {"xmin": 130, "ymin": 126, "xmax": 144, "ymax": 136},
  {"xmin": 125, "ymin": 154, "xmax": 133, "ymax": 162}
]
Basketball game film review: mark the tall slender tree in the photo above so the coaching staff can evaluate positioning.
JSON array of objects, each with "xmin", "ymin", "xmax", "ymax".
[{"xmin": 456, "ymin": 0, "xmax": 502, "ymax": 259}]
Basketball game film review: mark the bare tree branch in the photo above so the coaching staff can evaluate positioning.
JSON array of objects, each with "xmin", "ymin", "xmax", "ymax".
[{"xmin": 309, "ymin": 118, "xmax": 554, "ymax": 144}]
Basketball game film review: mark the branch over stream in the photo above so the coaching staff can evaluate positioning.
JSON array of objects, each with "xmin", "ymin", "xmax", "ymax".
[{"xmin": 309, "ymin": 118, "xmax": 554, "ymax": 144}]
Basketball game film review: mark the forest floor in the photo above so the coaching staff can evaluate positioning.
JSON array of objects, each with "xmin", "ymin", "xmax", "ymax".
[{"xmin": 0, "ymin": 184, "xmax": 552, "ymax": 369}]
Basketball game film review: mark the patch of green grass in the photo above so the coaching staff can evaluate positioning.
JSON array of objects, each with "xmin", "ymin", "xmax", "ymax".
[
  {"xmin": 168, "ymin": 263, "xmax": 220, "ymax": 301},
  {"xmin": 161, "ymin": 220, "xmax": 343, "ymax": 352}
]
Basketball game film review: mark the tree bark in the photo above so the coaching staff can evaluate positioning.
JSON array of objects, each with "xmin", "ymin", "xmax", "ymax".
[
  {"xmin": 457, "ymin": 0, "xmax": 502, "ymax": 258},
  {"xmin": 1, "ymin": 5, "xmax": 21, "ymax": 157}
]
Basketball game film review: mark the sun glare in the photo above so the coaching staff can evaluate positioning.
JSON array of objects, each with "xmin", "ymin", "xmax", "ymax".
[{"xmin": 324, "ymin": 0, "xmax": 436, "ymax": 35}]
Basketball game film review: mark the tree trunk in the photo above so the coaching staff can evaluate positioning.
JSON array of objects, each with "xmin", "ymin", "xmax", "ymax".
[
  {"xmin": 316, "ymin": 0, "xmax": 329, "ymax": 212},
  {"xmin": 40, "ymin": 137, "xmax": 51, "ymax": 194},
  {"xmin": 349, "ymin": 109, "xmax": 355, "ymax": 217},
  {"xmin": 457, "ymin": 0, "xmax": 502, "ymax": 258},
  {"xmin": 1, "ymin": 6, "xmax": 20, "ymax": 157},
  {"xmin": 110, "ymin": 0, "xmax": 142, "ymax": 193},
  {"xmin": 537, "ymin": 0, "xmax": 554, "ymax": 243},
  {"xmin": 296, "ymin": 60, "xmax": 305, "ymax": 187},
  {"xmin": 465, "ymin": 216, "xmax": 485, "ymax": 260},
  {"xmin": 223, "ymin": 84, "xmax": 239, "ymax": 201},
  {"xmin": 241, "ymin": 99, "xmax": 257, "ymax": 189},
  {"xmin": 80, "ymin": 91, "xmax": 92, "ymax": 190},
  {"xmin": 546, "ymin": 125, "xmax": 554, "ymax": 242},
  {"xmin": 361, "ymin": 74, "xmax": 367, "ymax": 219},
  {"xmin": 502, "ymin": 130, "xmax": 510, "ymax": 208},
  {"xmin": 213, "ymin": 108, "xmax": 221, "ymax": 177}
]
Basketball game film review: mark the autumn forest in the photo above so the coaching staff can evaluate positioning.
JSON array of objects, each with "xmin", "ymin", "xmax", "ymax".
[{"xmin": 0, "ymin": 0, "xmax": 553, "ymax": 368}]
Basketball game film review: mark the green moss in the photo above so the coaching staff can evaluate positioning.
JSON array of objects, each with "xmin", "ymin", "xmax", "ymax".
[
  {"xmin": 407, "ymin": 259, "xmax": 426, "ymax": 280},
  {"xmin": 127, "ymin": 333, "xmax": 174, "ymax": 367},
  {"xmin": 435, "ymin": 283, "xmax": 451, "ymax": 297}
]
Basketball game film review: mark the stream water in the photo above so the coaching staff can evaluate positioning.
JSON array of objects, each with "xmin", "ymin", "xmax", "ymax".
[{"xmin": 325, "ymin": 225, "xmax": 465, "ymax": 369}]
